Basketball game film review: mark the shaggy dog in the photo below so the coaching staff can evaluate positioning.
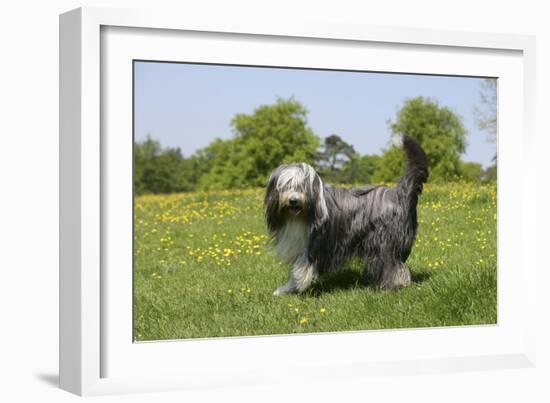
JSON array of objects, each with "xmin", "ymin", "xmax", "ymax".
[{"xmin": 264, "ymin": 135, "xmax": 429, "ymax": 296}]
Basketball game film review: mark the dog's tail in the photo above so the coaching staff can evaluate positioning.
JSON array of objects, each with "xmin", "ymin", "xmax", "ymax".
[{"xmin": 396, "ymin": 135, "xmax": 429, "ymax": 201}]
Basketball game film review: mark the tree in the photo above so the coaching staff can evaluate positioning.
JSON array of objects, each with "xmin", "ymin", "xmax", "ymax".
[
  {"xmin": 474, "ymin": 79, "xmax": 497, "ymax": 176},
  {"xmin": 318, "ymin": 134, "xmax": 356, "ymax": 172},
  {"xmin": 134, "ymin": 136, "xmax": 199, "ymax": 194},
  {"xmin": 482, "ymin": 164, "xmax": 497, "ymax": 183},
  {"xmin": 458, "ymin": 161, "xmax": 484, "ymax": 182},
  {"xmin": 474, "ymin": 79, "xmax": 497, "ymax": 143},
  {"xmin": 316, "ymin": 134, "xmax": 357, "ymax": 183},
  {"xmin": 198, "ymin": 98, "xmax": 320, "ymax": 189},
  {"xmin": 340, "ymin": 154, "xmax": 380, "ymax": 184},
  {"xmin": 376, "ymin": 97, "xmax": 467, "ymax": 182},
  {"xmin": 371, "ymin": 146, "xmax": 407, "ymax": 184},
  {"xmin": 134, "ymin": 136, "xmax": 163, "ymax": 194}
]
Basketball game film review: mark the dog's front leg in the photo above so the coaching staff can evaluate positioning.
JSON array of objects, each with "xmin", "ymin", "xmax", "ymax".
[{"xmin": 273, "ymin": 255, "xmax": 318, "ymax": 296}]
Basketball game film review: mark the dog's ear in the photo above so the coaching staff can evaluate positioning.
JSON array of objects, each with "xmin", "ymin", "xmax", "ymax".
[
  {"xmin": 311, "ymin": 174, "xmax": 328, "ymax": 229},
  {"xmin": 308, "ymin": 174, "xmax": 328, "ymax": 267},
  {"xmin": 264, "ymin": 167, "xmax": 284, "ymax": 233}
]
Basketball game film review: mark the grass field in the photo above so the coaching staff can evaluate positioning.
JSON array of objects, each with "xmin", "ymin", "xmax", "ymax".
[{"xmin": 134, "ymin": 181, "xmax": 497, "ymax": 341}]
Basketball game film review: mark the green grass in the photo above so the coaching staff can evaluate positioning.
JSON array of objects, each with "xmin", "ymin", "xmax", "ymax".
[{"xmin": 134, "ymin": 182, "xmax": 497, "ymax": 341}]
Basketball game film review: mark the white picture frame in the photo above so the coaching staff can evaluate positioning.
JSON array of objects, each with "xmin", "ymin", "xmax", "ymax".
[{"xmin": 59, "ymin": 6, "xmax": 537, "ymax": 396}]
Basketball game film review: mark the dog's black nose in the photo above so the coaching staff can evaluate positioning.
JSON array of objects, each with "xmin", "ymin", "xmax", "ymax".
[{"xmin": 289, "ymin": 196, "xmax": 298, "ymax": 206}]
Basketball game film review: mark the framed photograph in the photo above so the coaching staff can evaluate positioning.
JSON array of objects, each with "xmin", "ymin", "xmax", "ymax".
[{"xmin": 60, "ymin": 6, "xmax": 537, "ymax": 396}]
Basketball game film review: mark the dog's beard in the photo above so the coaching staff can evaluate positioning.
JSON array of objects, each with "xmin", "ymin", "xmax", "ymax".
[
  {"xmin": 285, "ymin": 205, "xmax": 303, "ymax": 217},
  {"xmin": 275, "ymin": 216, "xmax": 310, "ymax": 264}
]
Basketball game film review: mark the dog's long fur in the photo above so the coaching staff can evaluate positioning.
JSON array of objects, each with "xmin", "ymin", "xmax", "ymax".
[{"xmin": 264, "ymin": 135, "xmax": 429, "ymax": 295}]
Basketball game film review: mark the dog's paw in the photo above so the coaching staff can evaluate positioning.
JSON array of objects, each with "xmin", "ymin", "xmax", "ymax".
[{"xmin": 273, "ymin": 285, "xmax": 292, "ymax": 296}]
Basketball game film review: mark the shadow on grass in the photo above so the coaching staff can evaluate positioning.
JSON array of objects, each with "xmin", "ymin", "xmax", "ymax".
[
  {"xmin": 411, "ymin": 269, "xmax": 431, "ymax": 284},
  {"xmin": 307, "ymin": 267, "xmax": 432, "ymax": 296}
]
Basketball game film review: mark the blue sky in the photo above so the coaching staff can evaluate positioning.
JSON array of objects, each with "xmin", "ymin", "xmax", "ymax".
[{"xmin": 134, "ymin": 61, "xmax": 496, "ymax": 167}]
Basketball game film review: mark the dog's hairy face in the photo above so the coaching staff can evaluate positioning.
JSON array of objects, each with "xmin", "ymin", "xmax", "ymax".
[
  {"xmin": 279, "ymin": 189, "xmax": 307, "ymax": 217},
  {"xmin": 264, "ymin": 163, "xmax": 328, "ymax": 232},
  {"xmin": 276, "ymin": 165, "xmax": 311, "ymax": 218}
]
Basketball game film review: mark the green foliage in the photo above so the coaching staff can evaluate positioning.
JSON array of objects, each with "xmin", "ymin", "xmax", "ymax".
[
  {"xmin": 371, "ymin": 146, "xmax": 406, "ymax": 183},
  {"xmin": 474, "ymin": 79, "xmax": 497, "ymax": 144},
  {"xmin": 317, "ymin": 134, "xmax": 379, "ymax": 184},
  {"xmin": 318, "ymin": 134, "xmax": 356, "ymax": 170},
  {"xmin": 458, "ymin": 161, "xmax": 484, "ymax": 182},
  {"xmin": 482, "ymin": 164, "xmax": 497, "ymax": 183},
  {"xmin": 340, "ymin": 154, "xmax": 381, "ymax": 185},
  {"xmin": 378, "ymin": 97, "xmax": 468, "ymax": 182},
  {"xmin": 134, "ymin": 96, "xmax": 490, "ymax": 194},
  {"xmin": 197, "ymin": 98, "xmax": 320, "ymax": 190},
  {"xmin": 134, "ymin": 137, "xmax": 201, "ymax": 195}
]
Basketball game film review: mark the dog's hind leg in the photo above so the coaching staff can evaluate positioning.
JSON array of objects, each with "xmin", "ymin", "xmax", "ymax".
[
  {"xmin": 365, "ymin": 254, "xmax": 411, "ymax": 291},
  {"xmin": 273, "ymin": 254, "xmax": 318, "ymax": 296},
  {"xmin": 379, "ymin": 261, "xmax": 411, "ymax": 290}
]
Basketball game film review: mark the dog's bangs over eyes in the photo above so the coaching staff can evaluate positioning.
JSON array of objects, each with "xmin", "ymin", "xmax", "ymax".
[{"xmin": 275, "ymin": 163, "xmax": 317, "ymax": 192}]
